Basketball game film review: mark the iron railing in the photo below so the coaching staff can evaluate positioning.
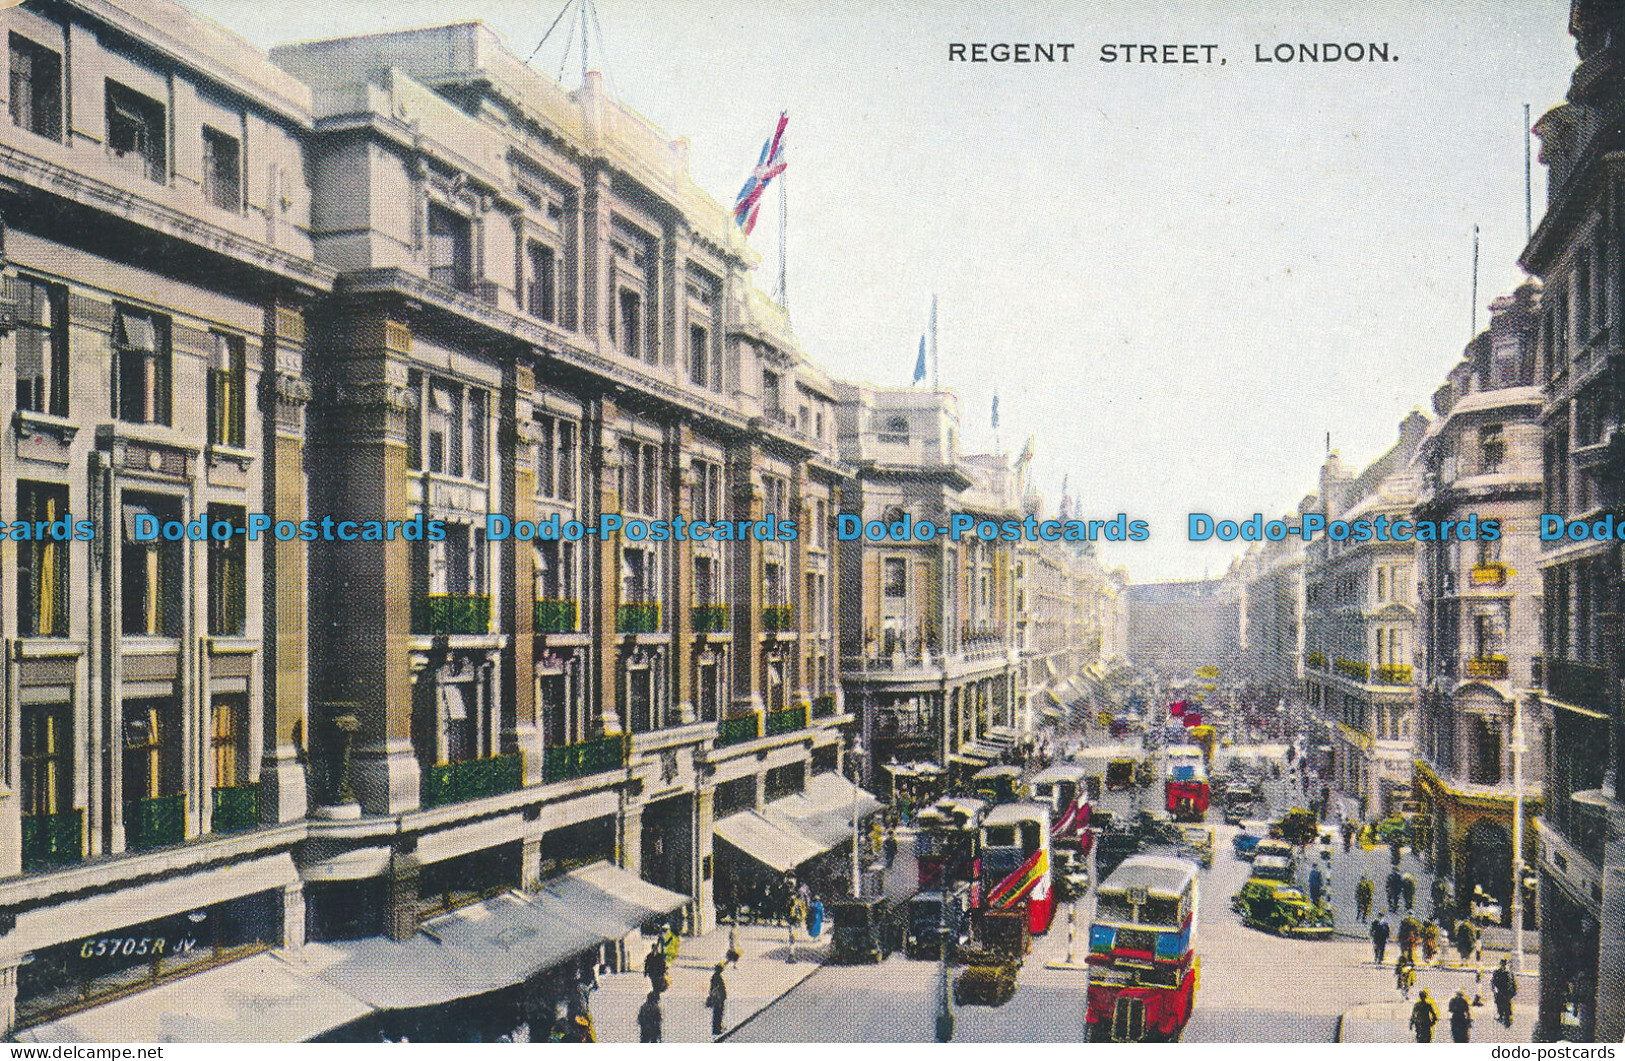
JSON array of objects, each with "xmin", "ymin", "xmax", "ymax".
[
  {"xmin": 765, "ymin": 704, "xmax": 809, "ymax": 736},
  {"xmin": 210, "ymin": 784, "xmax": 260, "ymax": 833},
  {"xmin": 413, "ymin": 594, "xmax": 491, "ymax": 635},
  {"xmin": 124, "ymin": 793, "xmax": 187, "ymax": 851},
  {"xmin": 812, "ymin": 693, "xmax": 838, "ymax": 719},
  {"xmin": 716, "ymin": 712, "xmax": 762, "ymax": 747},
  {"xmin": 617, "ymin": 602, "xmax": 661, "ymax": 634},
  {"xmin": 533, "ymin": 599, "xmax": 579, "ymax": 633},
  {"xmin": 762, "ymin": 605, "xmax": 793, "ymax": 632},
  {"xmin": 543, "ymin": 736, "xmax": 629, "ymax": 784},
  {"xmin": 420, "ymin": 753, "xmax": 523, "ymax": 808},
  {"xmin": 21, "ymin": 809, "xmax": 83, "ymax": 870},
  {"xmin": 692, "ymin": 604, "xmax": 730, "ymax": 633}
]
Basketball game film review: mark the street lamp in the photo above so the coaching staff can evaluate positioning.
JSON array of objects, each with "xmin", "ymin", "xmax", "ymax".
[
  {"xmin": 1511, "ymin": 693, "xmax": 1527, "ymax": 975},
  {"xmin": 851, "ymin": 739, "xmax": 866, "ymax": 899}
]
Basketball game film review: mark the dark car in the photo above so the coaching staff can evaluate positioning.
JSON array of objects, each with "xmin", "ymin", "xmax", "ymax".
[
  {"xmin": 830, "ymin": 897, "xmax": 896, "ymax": 964},
  {"xmin": 906, "ymin": 886, "xmax": 971, "ymax": 960}
]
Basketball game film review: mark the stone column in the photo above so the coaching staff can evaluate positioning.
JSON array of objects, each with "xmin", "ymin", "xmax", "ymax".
[
  {"xmin": 259, "ymin": 303, "xmax": 311, "ymax": 824},
  {"xmin": 730, "ymin": 448, "xmax": 764, "ymax": 714},
  {"xmin": 282, "ymin": 881, "xmax": 307, "ymax": 950},
  {"xmin": 590, "ymin": 399, "xmax": 624, "ymax": 737},
  {"xmin": 694, "ymin": 785, "xmax": 716, "ymax": 933},
  {"xmin": 503, "ymin": 361, "xmax": 543, "ymax": 780},
  {"xmin": 672, "ymin": 424, "xmax": 696, "ymax": 723},
  {"xmin": 582, "ymin": 166, "xmax": 614, "ymax": 352},
  {"xmin": 308, "ymin": 312, "xmax": 419, "ymax": 814},
  {"xmin": 620, "ymin": 793, "xmax": 644, "ymax": 876},
  {"xmin": 791, "ymin": 463, "xmax": 810, "ymax": 707}
]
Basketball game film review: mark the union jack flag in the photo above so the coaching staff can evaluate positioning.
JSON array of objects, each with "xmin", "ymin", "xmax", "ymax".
[{"xmin": 733, "ymin": 112, "xmax": 787, "ymax": 235}]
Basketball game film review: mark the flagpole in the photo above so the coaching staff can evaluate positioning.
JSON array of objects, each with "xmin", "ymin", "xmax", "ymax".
[{"xmin": 930, "ymin": 294, "xmax": 938, "ymax": 392}]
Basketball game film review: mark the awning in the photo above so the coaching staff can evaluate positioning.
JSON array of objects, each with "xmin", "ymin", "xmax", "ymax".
[
  {"xmin": 16, "ymin": 950, "xmax": 373, "ymax": 1044},
  {"xmin": 715, "ymin": 810, "xmax": 824, "ymax": 873},
  {"xmin": 767, "ymin": 773, "xmax": 882, "ymax": 850},
  {"xmin": 315, "ymin": 862, "xmax": 685, "ymax": 1012}
]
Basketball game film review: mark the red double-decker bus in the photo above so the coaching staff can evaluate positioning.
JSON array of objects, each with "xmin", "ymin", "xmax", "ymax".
[
  {"xmin": 1086, "ymin": 855, "xmax": 1200, "ymax": 1042},
  {"xmin": 1163, "ymin": 746, "xmax": 1209, "ymax": 821}
]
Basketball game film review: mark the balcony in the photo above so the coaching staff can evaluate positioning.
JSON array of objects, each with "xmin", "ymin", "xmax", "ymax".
[
  {"xmin": 543, "ymin": 735, "xmax": 628, "ymax": 784},
  {"xmin": 413, "ymin": 594, "xmax": 491, "ymax": 635},
  {"xmin": 812, "ymin": 693, "xmax": 838, "ymax": 719},
  {"xmin": 617, "ymin": 602, "xmax": 661, "ymax": 634},
  {"xmin": 765, "ymin": 704, "xmax": 809, "ymax": 736},
  {"xmin": 21, "ymin": 809, "xmax": 83, "ymax": 871},
  {"xmin": 421, "ymin": 753, "xmax": 524, "ymax": 808},
  {"xmin": 210, "ymin": 783, "xmax": 260, "ymax": 833},
  {"xmin": 715, "ymin": 712, "xmax": 762, "ymax": 748},
  {"xmin": 1374, "ymin": 664, "xmax": 1413, "ymax": 685},
  {"xmin": 534, "ymin": 599, "xmax": 579, "ymax": 634},
  {"xmin": 1334, "ymin": 658, "xmax": 1369, "ymax": 682},
  {"xmin": 961, "ymin": 630, "xmax": 1007, "ymax": 660},
  {"xmin": 123, "ymin": 793, "xmax": 187, "ymax": 851},
  {"xmin": 762, "ymin": 605, "xmax": 793, "ymax": 633},
  {"xmin": 692, "ymin": 604, "xmax": 730, "ymax": 634},
  {"xmin": 1465, "ymin": 656, "xmax": 1509, "ymax": 680},
  {"xmin": 1547, "ymin": 658, "xmax": 1610, "ymax": 711},
  {"xmin": 1470, "ymin": 562, "xmax": 1507, "ymax": 587},
  {"xmin": 1307, "ymin": 651, "xmax": 1328, "ymax": 669}
]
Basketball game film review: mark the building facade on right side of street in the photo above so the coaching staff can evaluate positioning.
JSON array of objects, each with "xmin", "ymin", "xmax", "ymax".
[{"xmin": 1524, "ymin": 0, "xmax": 1625, "ymax": 1041}]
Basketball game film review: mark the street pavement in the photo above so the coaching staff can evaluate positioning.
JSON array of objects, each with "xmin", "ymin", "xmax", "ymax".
[{"xmin": 644, "ymin": 745, "xmax": 1541, "ymax": 1042}]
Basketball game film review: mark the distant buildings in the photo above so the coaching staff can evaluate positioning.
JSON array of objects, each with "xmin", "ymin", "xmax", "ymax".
[{"xmin": 1124, "ymin": 579, "xmax": 1240, "ymax": 682}]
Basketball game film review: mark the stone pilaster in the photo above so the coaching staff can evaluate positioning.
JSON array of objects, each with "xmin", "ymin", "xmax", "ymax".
[
  {"xmin": 694, "ymin": 785, "xmax": 716, "ymax": 933},
  {"xmin": 590, "ymin": 399, "xmax": 625, "ymax": 737},
  {"xmin": 672, "ymin": 425, "xmax": 696, "ymax": 723},
  {"xmin": 308, "ymin": 312, "xmax": 419, "ymax": 815},
  {"xmin": 259, "ymin": 303, "xmax": 311, "ymax": 823},
  {"xmin": 503, "ymin": 361, "xmax": 544, "ymax": 780},
  {"xmin": 730, "ymin": 448, "xmax": 764, "ymax": 714},
  {"xmin": 620, "ymin": 794, "xmax": 644, "ymax": 876}
]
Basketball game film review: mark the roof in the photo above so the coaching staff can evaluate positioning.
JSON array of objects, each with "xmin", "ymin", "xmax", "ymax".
[
  {"xmin": 1099, "ymin": 855, "xmax": 1198, "ymax": 897},
  {"xmin": 982, "ymin": 802, "xmax": 1051, "ymax": 828},
  {"xmin": 972, "ymin": 765, "xmax": 1022, "ymax": 779},
  {"xmin": 1031, "ymin": 764, "xmax": 1089, "ymax": 785}
]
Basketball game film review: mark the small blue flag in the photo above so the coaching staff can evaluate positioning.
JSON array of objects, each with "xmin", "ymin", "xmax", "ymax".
[
  {"xmin": 913, "ymin": 336, "xmax": 926, "ymax": 384},
  {"xmin": 992, "ymin": 390, "xmax": 1000, "ymax": 429}
]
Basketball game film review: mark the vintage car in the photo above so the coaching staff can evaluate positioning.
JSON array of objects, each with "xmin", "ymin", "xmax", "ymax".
[
  {"xmin": 906, "ymin": 885, "xmax": 972, "ymax": 960},
  {"xmin": 1250, "ymin": 854, "xmax": 1296, "ymax": 883},
  {"xmin": 1179, "ymin": 825, "xmax": 1215, "ymax": 869},
  {"xmin": 1134, "ymin": 809, "xmax": 1185, "ymax": 847},
  {"xmin": 829, "ymin": 897, "xmax": 898, "ymax": 964},
  {"xmin": 1231, "ymin": 878, "xmax": 1335, "ymax": 938},
  {"xmin": 1232, "ymin": 831, "xmax": 1261, "ymax": 861}
]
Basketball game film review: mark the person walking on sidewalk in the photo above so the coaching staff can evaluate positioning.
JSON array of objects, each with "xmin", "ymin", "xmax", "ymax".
[
  {"xmin": 1356, "ymin": 875, "xmax": 1374, "ymax": 922},
  {"xmin": 1409, "ymin": 988, "xmax": 1438, "ymax": 1042},
  {"xmin": 1371, "ymin": 914, "xmax": 1391, "ymax": 964},
  {"xmin": 1491, "ymin": 957, "xmax": 1518, "ymax": 1026},
  {"xmin": 1432, "ymin": 876, "xmax": 1453, "ymax": 921},
  {"xmin": 808, "ymin": 895, "xmax": 825, "ymax": 939},
  {"xmin": 1401, "ymin": 872, "xmax": 1417, "ymax": 911},
  {"xmin": 1308, "ymin": 864, "xmax": 1324, "ymax": 907},
  {"xmin": 661, "ymin": 921, "xmax": 681, "ymax": 965},
  {"xmin": 644, "ymin": 940, "xmax": 668, "ymax": 995},
  {"xmin": 1396, "ymin": 955, "xmax": 1418, "ymax": 1000},
  {"xmin": 706, "ymin": 963, "xmax": 728, "ymax": 1037},
  {"xmin": 637, "ymin": 991, "xmax": 663, "ymax": 1043},
  {"xmin": 1454, "ymin": 918, "xmax": 1479, "ymax": 964},
  {"xmin": 1448, "ymin": 988, "xmax": 1473, "ymax": 1042},
  {"xmin": 1386, "ymin": 868, "xmax": 1404, "ymax": 912}
]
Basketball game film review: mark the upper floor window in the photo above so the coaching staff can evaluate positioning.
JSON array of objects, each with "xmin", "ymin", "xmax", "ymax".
[
  {"xmin": 527, "ymin": 242, "xmax": 556, "ymax": 323},
  {"xmin": 428, "ymin": 205, "xmax": 472, "ymax": 292},
  {"xmin": 879, "ymin": 415, "xmax": 909, "ymax": 445},
  {"xmin": 9, "ymin": 34, "xmax": 60, "ymax": 141},
  {"xmin": 14, "ymin": 276, "xmax": 67, "ymax": 416},
  {"xmin": 112, "ymin": 305, "xmax": 171, "ymax": 425},
  {"xmin": 762, "ymin": 474, "xmax": 789, "ymax": 521},
  {"xmin": 202, "ymin": 126, "xmax": 241, "ymax": 213},
  {"xmin": 18, "ymin": 481, "xmax": 68, "ymax": 637},
  {"xmin": 762, "ymin": 370, "xmax": 781, "ymax": 413},
  {"xmin": 207, "ymin": 503, "xmax": 246, "ymax": 636},
  {"xmin": 692, "ymin": 459, "xmax": 722, "ymax": 523},
  {"xmin": 619, "ymin": 440, "xmax": 660, "ymax": 517},
  {"xmin": 689, "ymin": 324, "xmax": 709, "ymax": 388},
  {"xmin": 121, "ymin": 495, "xmax": 182, "ymax": 637},
  {"xmin": 883, "ymin": 557, "xmax": 907, "ymax": 599},
  {"xmin": 208, "ymin": 332, "xmax": 245, "ymax": 448},
  {"xmin": 617, "ymin": 288, "xmax": 643, "ymax": 359},
  {"xmin": 535, "ymin": 413, "xmax": 577, "ymax": 502},
  {"xmin": 1479, "ymin": 423, "xmax": 1505, "ymax": 475},
  {"xmin": 106, "ymin": 80, "xmax": 166, "ymax": 184}
]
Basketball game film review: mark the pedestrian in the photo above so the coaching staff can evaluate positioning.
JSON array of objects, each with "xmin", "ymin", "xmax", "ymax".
[
  {"xmin": 1391, "ymin": 841, "xmax": 1402, "ymax": 867},
  {"xmin": 1454, "ymin": 918, "xmax": 1479, "ymax": 964},
  {"xmin": 1449, "ymin": 988, "xmax": 1473, "ymax": 1042},
  {"xmin": 726, "ymin": 924, "xmax": 742, "ymax": 966},
  {"xmin": 1422, "ymin": 919, "xmax": 1439, "ymax": 963},
  {"xmin": 1371, "ymin": 914, "xmax": 1391, "ymax": 964},
  {"xmin": 1396, "ymin": 955, "xmax": 1417, "ymax": 1000},
  {"xmin": 1401, "ymin": 872, "xmax": 1417, "ymax": 911},
  {"xmin": 1491, "ymin": 957, "xmax": 1518, "ymax": 1026},
  {"xmin": 643, "ymin": 940, "xmax": 668, "ymax": 995},
  {"xmin": 661, "ymin": 921, "xmax": 681, "ymax": 964},
  {"xmin": 797, "ymin": 879, "xmax": 812, "ymax": 910},
  {"xmin": 1386, "ymin": 868, "xmax": 1403, "ymax": 913},
  {"xmin": 1356, "ymin": 875, "xmax": 1374, "ymax": 922},
  {"xmin": 637, "ymin": 990, "xmax": 663, "ymax": 1043},
  {"xmin": 1432, "ymin": 877, "xmax": 1453, "ymax": 921},
  {"xmin": 883, "ymin": 828, "xmax": 898, "ymax": 869},
  {"xmin": 1342, "ymin": 820, "xmax": 1355, "ymax": 852},
  {"xmin": 1308, "ymin": 864, "xmax": 1324, "ymax": 907},
  {"xmin": 1399, "ymin": 915, "xmax": 1422, "ymax": 965},
  {"xmin": 808, "ymin": 895, "xmax": 825, "ymax": 939},
  {"xmin": 706, "ymin": 963, "xmax": 728, "ymax": 1037},
  {"xmin": 1409, "ymin": 988, "xmax": 1439, "ymax": 1042}
]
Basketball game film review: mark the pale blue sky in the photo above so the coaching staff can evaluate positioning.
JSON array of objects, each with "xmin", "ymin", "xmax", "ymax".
[{"xmin": 189, "ymin": 0, "xmax": 1574, "ymax": 581}]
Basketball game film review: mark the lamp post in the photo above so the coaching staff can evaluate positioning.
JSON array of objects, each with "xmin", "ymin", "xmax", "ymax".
[
  {"xmin": 851, "ymin": 739, "xmax": 866, "ymax": 898},
  {"xmin": 1511, "ymin": 692, "xmax": 1527, "ymax": 974}
]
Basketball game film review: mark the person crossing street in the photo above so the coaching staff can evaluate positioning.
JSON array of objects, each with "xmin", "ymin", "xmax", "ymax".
[
  {"xmin": 1492, "ymin": 957, "xmax": 1518, "ymax": 1026},
  {"xmin": 1409, "ymin": 987, "xmax": 1438, "ymax": 1041},
  {"xmin": 1387, "ymin": 868, "xmax": 1404, "ymax": 913},
  {"xmin": 1371, "ymin": 914, "xmax": 1391, "ymax": 964},
  {"xmin": 706, "ymin": 963, "xmax": 728, "ymax": 1038},
  {"xmin": 1448, "ymin": 988, "xmax": 1473, "ymax": 1042},
  {"xmin": 1356, "ymin": 875, "xmax": 1374, "ymax": 922}
]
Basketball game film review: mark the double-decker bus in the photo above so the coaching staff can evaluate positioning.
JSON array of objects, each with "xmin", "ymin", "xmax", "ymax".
[
  {"xmin": 978, "ymin": 803, "xmax": 1056, "ymax": 936},
  {"xmin": 915, "ymin": 796, "xmax": 988, "ymax": 896},
  {"xmin": 1163, "ymin": 745, "xmax": 1210, "ymax": 821},
  {"xmin": 1086, "ymin": 855, "xmax": 1201, "ymax": 1042}
]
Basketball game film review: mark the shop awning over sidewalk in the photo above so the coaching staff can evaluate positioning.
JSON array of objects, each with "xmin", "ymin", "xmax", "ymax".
[
  {"xmin": 715, "ymin": 774, "xmax": 883, "ymax": 873},
  {"xmin": 16, "ymin": 950, "xmax": 374, "ymax": 1044},
  {"xmin": 314, "ymin": 862, "xmax": 687, "ymax": 1012}
]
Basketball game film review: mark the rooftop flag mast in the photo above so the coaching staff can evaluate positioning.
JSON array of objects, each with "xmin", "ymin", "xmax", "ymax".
[
  {"xmin": 1526, "ymin": 103, "xmax": 1533, "ymax": 242},
  {"xmin": 930, "ymin": 294, "xmax": 939, "ymax": 391}
]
